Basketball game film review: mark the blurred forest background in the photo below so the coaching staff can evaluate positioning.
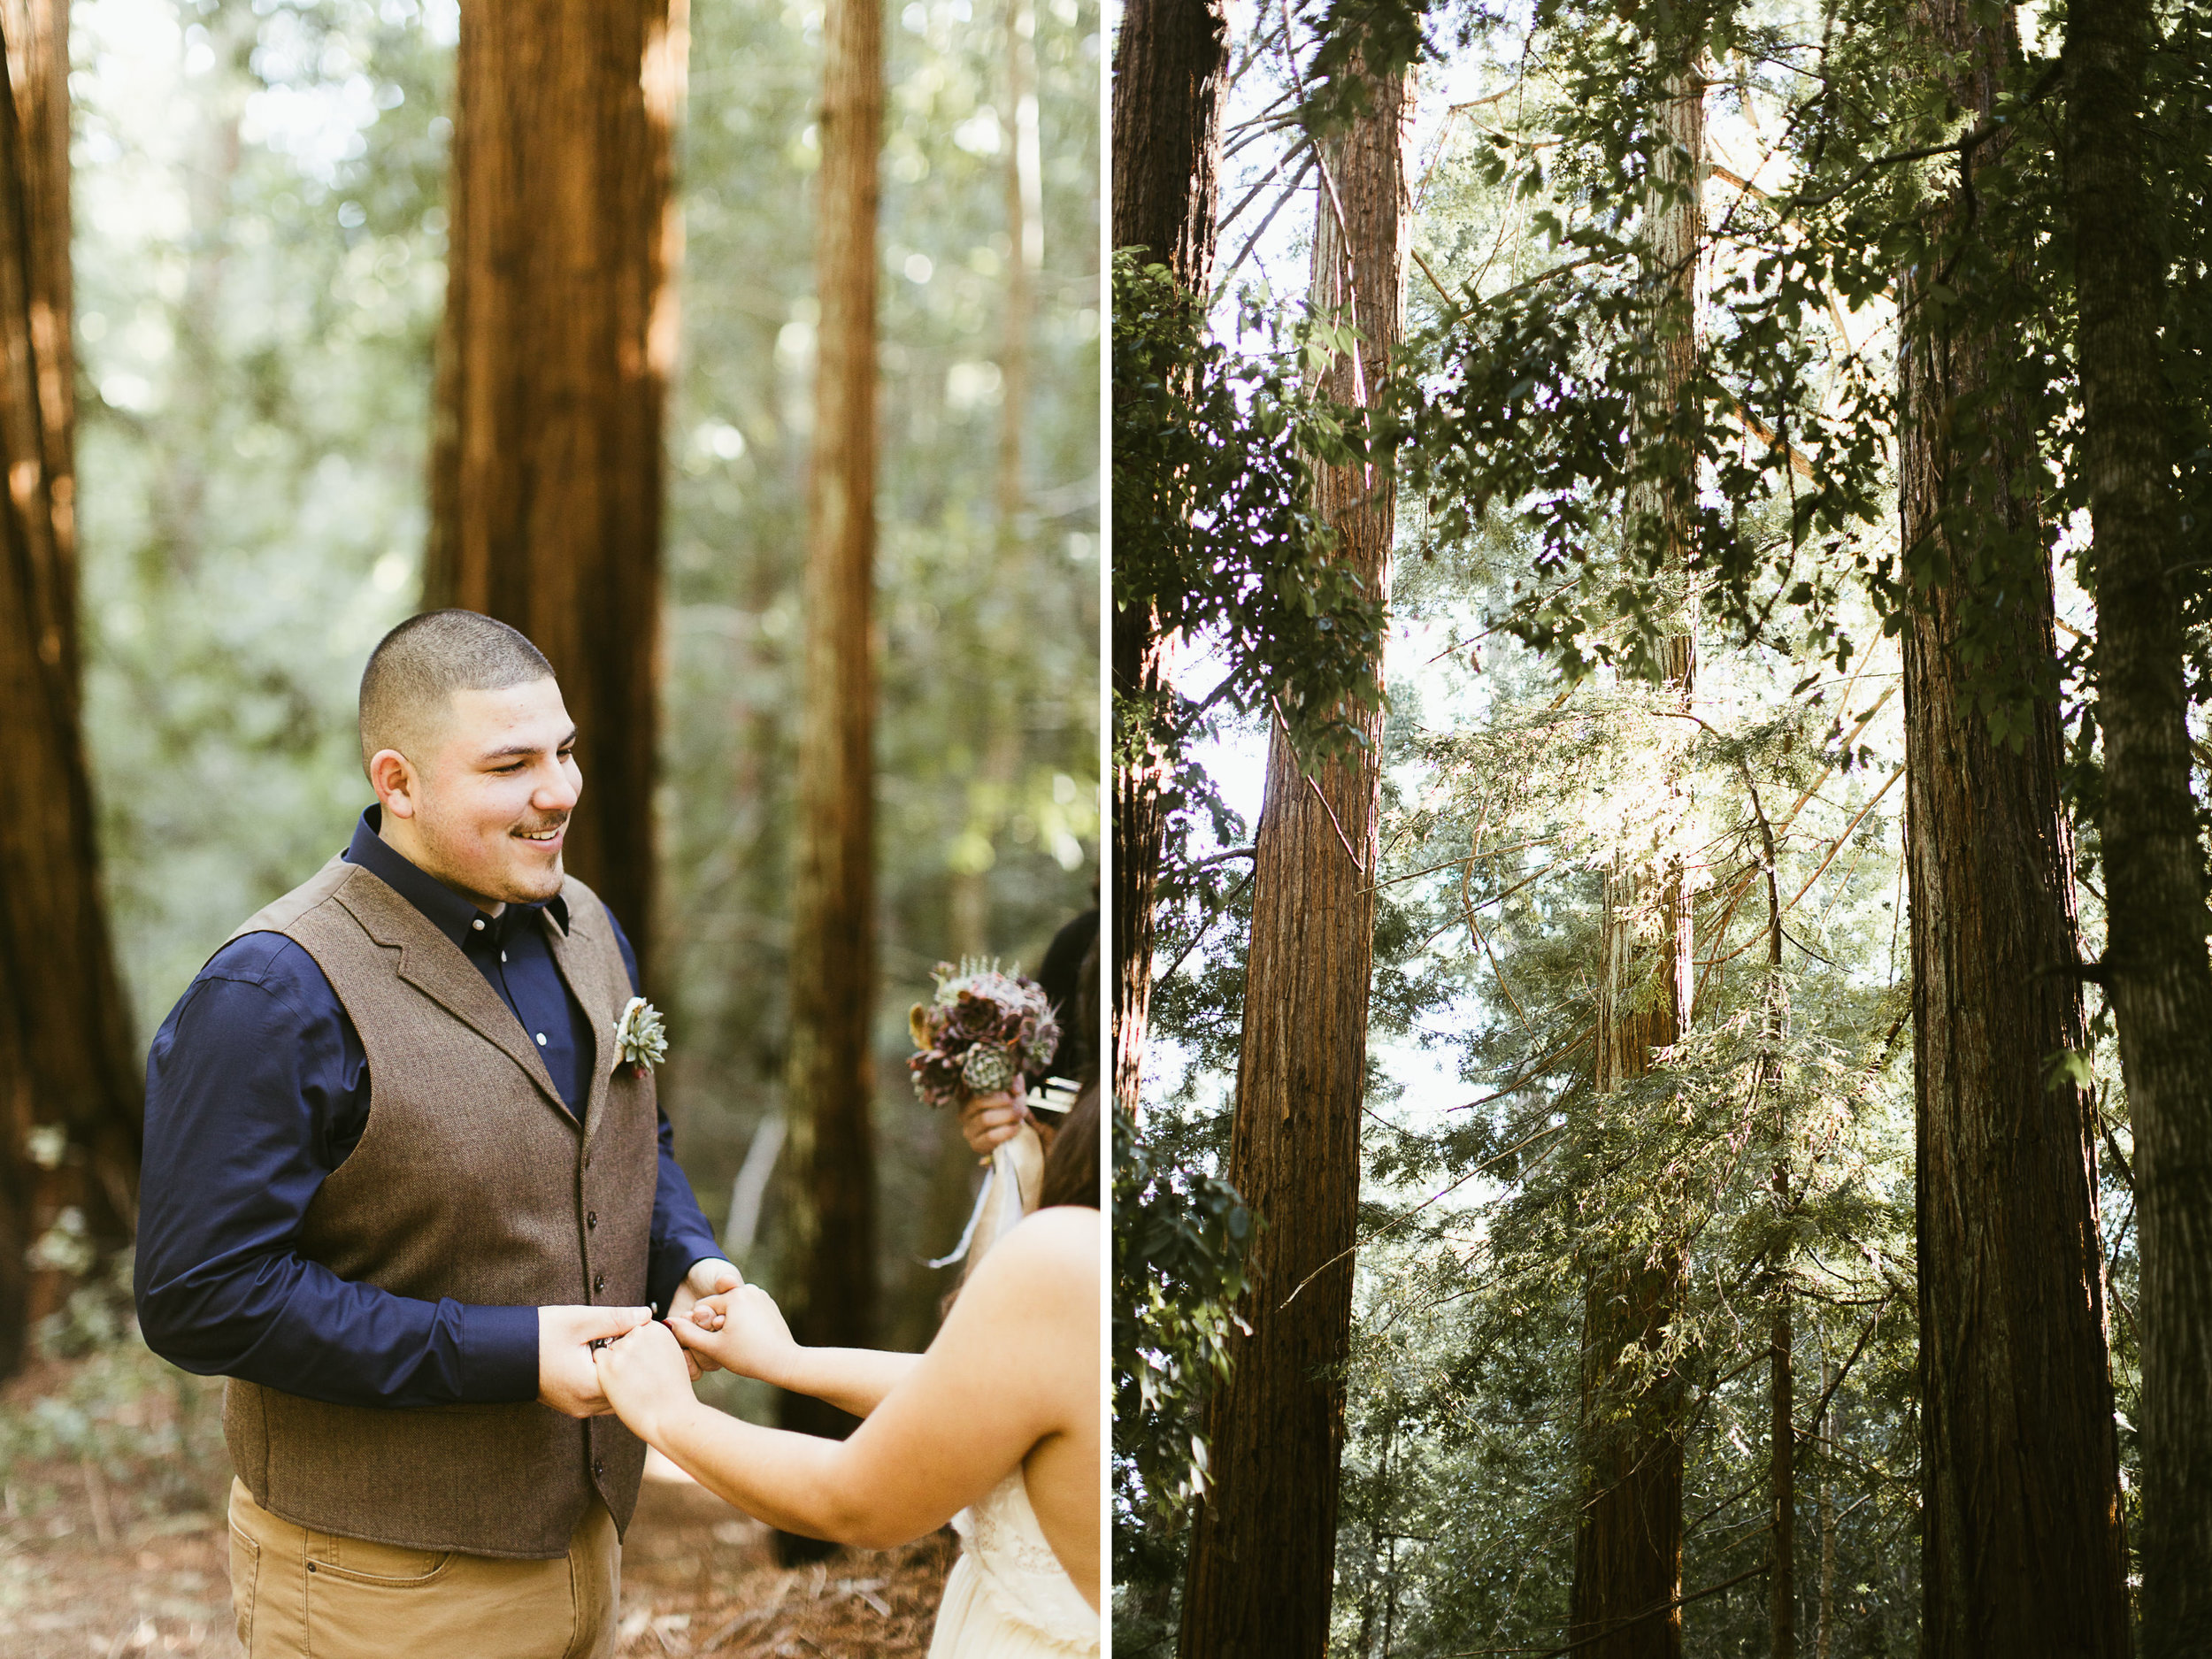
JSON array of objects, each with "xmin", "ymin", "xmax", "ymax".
[{"xmin": 0, "ymin": 0, "xmax": 1099, "ymax": 1648}]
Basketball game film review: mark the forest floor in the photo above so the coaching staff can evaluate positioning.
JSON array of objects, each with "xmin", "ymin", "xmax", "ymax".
[{"xmin": 0, "ymin": 1347, "xmax": 950, "ymax": 1658}]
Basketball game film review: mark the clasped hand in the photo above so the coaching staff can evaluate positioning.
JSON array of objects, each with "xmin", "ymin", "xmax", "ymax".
[
  {"xmin": 592, "ymin": 1281, "xmax": 801, "ymax": 1429},
  {"xmin": 540, "ymin": 1258, "xmax": 745, "ymax": 1417}
]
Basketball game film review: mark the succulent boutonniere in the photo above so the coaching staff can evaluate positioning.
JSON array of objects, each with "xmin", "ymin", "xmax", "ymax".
[{"xmin": 613, "ymin": 996, "xmax": 668, "ymax": 1074}]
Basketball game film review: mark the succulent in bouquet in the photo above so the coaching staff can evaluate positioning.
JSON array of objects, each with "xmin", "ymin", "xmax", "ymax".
[{"xmin": 908, "ymin": 958, "xmax": 1061, "ymax": 1110}]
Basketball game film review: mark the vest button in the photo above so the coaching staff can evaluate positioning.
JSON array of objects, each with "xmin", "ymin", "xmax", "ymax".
[
  {"xmin": 594, "ymin": 1274, "xmax": 605, "ymax": 1294},
  {"xmin": 587, "ymin": 1211, "xmax": 597, "ymax": 1229},
  {"xmin": 593, "ymin": 1459, "xmax": 605, "ymax": 1479}
]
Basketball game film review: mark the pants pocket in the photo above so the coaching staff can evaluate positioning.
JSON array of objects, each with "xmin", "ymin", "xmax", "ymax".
[
  {"xmin": 307, "ymin": 1548, "xmax": 570, "ymax": 1659},
  {"xmin": 310, "ymin": 1529, "xmax": 453, "ymax": 1586},
  {"xmin": 227, "ymin": 1525, "xmax": 262, "ymax": 1655}
]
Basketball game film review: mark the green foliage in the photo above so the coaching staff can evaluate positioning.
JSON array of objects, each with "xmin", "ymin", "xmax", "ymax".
[
  {"xmin": 0, "ymin": 1259, "xmax": 229, "ymax": 1521},
  {"xmin": 1391, "ymin": 0, "xmax": 2100, "ymax": 747},
  {"xmin": 1111, "ymin": 1104, "xmax": 1253, "ymax": 1560},
  {"xmin": 1112, "ymin": 251, "xmax": 1386, "ymax": 775},
  {"xmin": 79, "ymin": 0, "xmax": 454, "ymax": 1018}
]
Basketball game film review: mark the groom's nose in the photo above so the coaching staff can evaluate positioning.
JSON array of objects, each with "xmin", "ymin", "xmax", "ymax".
[{"xmin": 534, "ymin": 762, "xmax": 580, "ymax": 814}]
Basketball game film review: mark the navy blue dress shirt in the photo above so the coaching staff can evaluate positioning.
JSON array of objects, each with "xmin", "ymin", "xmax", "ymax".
[{"xmin": 135, "ymin": 808, "xmax": 724, "ymax": 1409}]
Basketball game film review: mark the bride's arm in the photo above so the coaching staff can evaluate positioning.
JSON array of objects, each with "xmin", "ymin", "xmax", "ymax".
[
  {"xmin": 595, "ymin": 1207, "xmax": 1099, "ymax": 1553},
  {"xmin": 671, "ymin": 1288, "xmax": 920, "ymax": 1417}
]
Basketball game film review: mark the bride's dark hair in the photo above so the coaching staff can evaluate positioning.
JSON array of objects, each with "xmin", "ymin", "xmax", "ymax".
[
  {"xmin": 1037, "ymin": 1082, "xmax": 1099, "ymax": 1209},
  {"xmin": 1036, "ymin": 940, "xmax": 1100, "ymax": 1210}
]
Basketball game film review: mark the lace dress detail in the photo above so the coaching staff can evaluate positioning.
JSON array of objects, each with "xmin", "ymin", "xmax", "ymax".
[{"xmin": 927, "ymin": 1466, "xmax": 1099, "ymax": 1657}]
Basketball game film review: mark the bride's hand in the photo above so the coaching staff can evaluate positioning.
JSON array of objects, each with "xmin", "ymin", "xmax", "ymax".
[
  {"xmin": 675, "ymin": 1284, "xmax": 801, "ymax": 1386},
  {"xmin": 591, "ymin": 1320, "xmax": 696, "ymax": 1442},
  {"xmin": 957, "ymin": 1079, "xmax": 1029, "ymax": 1163}
]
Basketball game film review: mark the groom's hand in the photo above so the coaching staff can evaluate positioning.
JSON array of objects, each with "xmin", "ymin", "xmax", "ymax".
[
  {"xmin": 538, "ymin": 1304, "xmax": 654, "ymax": 1417},
  {"xmin": 669, "ymin": 1258, "xmax": 744, "ymax": 1378}
]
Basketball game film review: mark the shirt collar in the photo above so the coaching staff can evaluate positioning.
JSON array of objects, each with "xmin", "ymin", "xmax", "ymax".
[{"xmin": 344, "ymin": 806, "xmax": 570, "ymax": 949}]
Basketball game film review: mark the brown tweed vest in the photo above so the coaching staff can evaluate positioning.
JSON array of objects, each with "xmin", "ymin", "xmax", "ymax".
[{"xmin": 219, "ymin": 855, "xmax": 657, "ymax": 1558}]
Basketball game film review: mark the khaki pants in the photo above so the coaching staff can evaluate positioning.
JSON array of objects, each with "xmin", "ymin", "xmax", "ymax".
[{"xmin": 227, "ymin": 1479, "xmax": 619, "ymax": 1659}]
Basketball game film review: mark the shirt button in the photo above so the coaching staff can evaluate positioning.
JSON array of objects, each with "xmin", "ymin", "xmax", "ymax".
[
  {"xmin": 535, "ymin": 1033, "xmax": 548, "ymax": 1046},
  {"xmin": 594, "ymin": 1274, "xmax": 605, "ymax": 1294},
  {"xmin": 472, "ymin": 918, "xmax": 485, "ymax": 931},
  {"xmin": 501, "ymin": 950, "xmax": 508, "ymax": 963}
]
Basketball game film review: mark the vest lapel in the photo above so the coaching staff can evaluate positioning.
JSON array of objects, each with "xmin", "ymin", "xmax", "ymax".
[
  {"xmin": 332, "ymin": 865, "xmax": 572, "ymax": 1122},
  {"xmin": 547, "ymin": 888, "xmax": 617, "ymax": 1141}
]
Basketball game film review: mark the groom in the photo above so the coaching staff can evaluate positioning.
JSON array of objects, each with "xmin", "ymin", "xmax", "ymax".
[{"xmin": 136, "ymin": 610, "xmax": 741, "ymax": 1659}]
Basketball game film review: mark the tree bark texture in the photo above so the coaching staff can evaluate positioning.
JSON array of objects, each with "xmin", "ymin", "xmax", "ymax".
[
  {"xmin": 1571, "ymin": 856, "xmax": 1692, "ymax": 1659},
  {"xmin": 0, "ymin": 0, "xmax": 141, "ymax": 1380},
  {"xmin": 1176, "ymin": 64, "xmax": 1411, "ymax": 1659},
  {"xmin": 1816, "ymin": 1351, "xmax": 1835, "ymax": 1659},
  {"xmin": 1110, "ymin": 0, "xmax": 1225, "ymax": 1125},
  {"xmin": 1899, "ymin": 9, "xmax": 2131, "ymax": 1655},
  {"xmin": 1, "ymin": 0, "xmax": 68, "ymax": 668},
  {"xmin": 1567, "ymin": 50, "xmax": 1700, "ymax": 1659},
  {"xmin": 775, "ymin": 0, "xmax": 881, "ymax": 1548},
  {"xmin": 2063, "ymin": 0, "xmax": 2212, "ymax": 1647},
  {"xmin": 948, "ymin": 0, "xmax": 1042, "ymax": 960},
  {"xmin": 1769, "ymin": 1291, "xmax": 1793, "ymax": 1659},
  {"xmin": 426, "ymin": 0, "xmax": 687, "ymax": 976}
]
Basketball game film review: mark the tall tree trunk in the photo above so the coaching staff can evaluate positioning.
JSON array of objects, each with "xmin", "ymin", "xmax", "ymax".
[
  {"xmin": 426, "ymin": 0, "xmax": 687, "ymax": 974},
  {"xmin": 2, "ymin": 0, "xmax": 68, "ymax": 646},
  {"xmin": 2063, "ymin": 0, "xmax": 2212, "ymax": 1647},
  {"xmin": 1769, "ymin": 1276, "xmax": 1793, "ymax": 1658},
  {"xmin": 1816, "ymin": 1349, "xmax": 1835, "ymax": 1659},
  {"xmin": 1752, "ymin": 790, "xmax": 1794, "ymax": 1659},
  {"xmin": 774, "ymin": 0, "xmax": 881, "ymax": 1566},
  {"xmin": 0, "ymin": 0, "xmax": 141, "ymax": 1380},
  {"xmin": 1109, "ymin": 0, "xmax": 1226, "ymax": 1124},
  {"xmin": 948, "ymin": 0, "xmax": 1041, "ymax": 960},
  {"xmin": 1176, "ymin": 62, "xmax": 1411, "ymax": 1659},
  {"xmin": 1899, "ymin": 9, "xmax": 2131, "ymax": 1655},
  {"xmin": 1567, "ymin": 44, "xmax": 1700, "ymax": 1659}
]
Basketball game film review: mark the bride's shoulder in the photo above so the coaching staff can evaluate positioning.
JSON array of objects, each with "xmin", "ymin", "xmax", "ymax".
[
  {"xmin": 1014, "ymin": 1204, "xmax": 1102, "ymax": 1264},
  {"xmin": 965, "ymin": 1206, "xmax": 1100, "ymax": 1307}
]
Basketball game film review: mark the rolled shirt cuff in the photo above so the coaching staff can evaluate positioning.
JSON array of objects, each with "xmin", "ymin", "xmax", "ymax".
[{"xmin": 455, "ymin": 1302, "xmax": 541, "ymax": 1403}]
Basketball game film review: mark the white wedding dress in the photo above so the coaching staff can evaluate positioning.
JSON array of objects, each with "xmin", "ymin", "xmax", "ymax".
[{"xmin": 927, "ymin": 1463, "xmax": 1100, "ymax": 1657}]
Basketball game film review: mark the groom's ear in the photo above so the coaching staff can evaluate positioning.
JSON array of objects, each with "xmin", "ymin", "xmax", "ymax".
[{"xmin": 369, "ymin": 748, "xmax": 420, "ymax": 819}]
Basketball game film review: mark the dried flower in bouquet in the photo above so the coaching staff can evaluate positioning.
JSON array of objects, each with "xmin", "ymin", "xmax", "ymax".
[{"xmin": 908, "ymin": 958, "xmax": 1061, "ymax": 1110}]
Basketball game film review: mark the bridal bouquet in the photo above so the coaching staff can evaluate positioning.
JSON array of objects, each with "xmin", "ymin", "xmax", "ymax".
[{"xmin": 908, "ymin": 958, "xmax": 1061, "ymax": 1109}]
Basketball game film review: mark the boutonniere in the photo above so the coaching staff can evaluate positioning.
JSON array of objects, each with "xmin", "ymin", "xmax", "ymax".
[{"xmin": 613, "ymin": 996, "xmax": 668, "ymax": 1073}]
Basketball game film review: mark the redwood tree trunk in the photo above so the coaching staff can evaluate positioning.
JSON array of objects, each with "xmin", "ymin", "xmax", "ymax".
[
  {"xmin": 0, "ymin": 0, "xmax": 141, "ymax": 1379},
  {"xmin": 1109, "ymin": 0, "xmax": 1226, "ymax": 1123},
  {"xmin": 2063, "ymin": 0, "xmax": 2212, "ymax": 1647},
  {"xmin": 1176, "ymin": 64, "xmax": 1410, "ymax": 1659},
  {"xmin": 774, "ymin": 0, "xmax": 881, "ymax": 1562},
  {"xmin": 1567, "ymin": 45, "xmax": 1700, "ymax": 1659},
  {"xmin": 1899, "ymin": 9, "xmax": 2130, "ymax": 1655},
  {"xmin": 426, "ymin": 0, "xmax": 686, "ymax": 972},
  {"xmin": 949, "ymin": 0, "xmax": 1041, "ymax": 959}
]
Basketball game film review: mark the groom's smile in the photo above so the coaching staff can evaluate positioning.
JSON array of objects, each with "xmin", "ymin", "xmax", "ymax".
[{"xmin": 367, "ymin": 673, "xmax": 586, "ymax": 911}]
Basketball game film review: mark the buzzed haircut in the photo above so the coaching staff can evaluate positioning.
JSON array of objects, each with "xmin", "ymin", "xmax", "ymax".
[{"xmin": 359, "ymin": 610, "xmax": 556, "ymax": 774}]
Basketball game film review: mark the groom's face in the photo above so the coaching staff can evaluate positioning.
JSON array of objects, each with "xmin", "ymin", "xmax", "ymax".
[{"xmin": 380, "ymin": 675, "xmax": 582, "ymax": 909}]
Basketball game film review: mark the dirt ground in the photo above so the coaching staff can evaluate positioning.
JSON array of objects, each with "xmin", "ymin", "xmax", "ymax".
[{"xmin": 0, "ymin": 1354, "xmax": 951, "ymax": 1659}]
